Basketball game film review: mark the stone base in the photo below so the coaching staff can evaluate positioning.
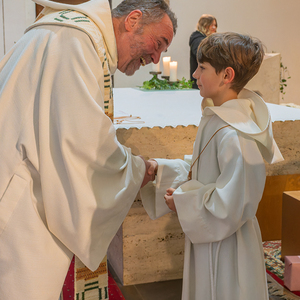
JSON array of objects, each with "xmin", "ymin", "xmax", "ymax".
[{"xmin": 108, "ymin": 201, "xmax": 184, "ymax": 286}]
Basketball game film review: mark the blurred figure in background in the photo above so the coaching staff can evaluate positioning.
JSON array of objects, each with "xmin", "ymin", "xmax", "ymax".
[{"xmin": 189, "ymin": 14, "xmax": 217, "ymax": 89}]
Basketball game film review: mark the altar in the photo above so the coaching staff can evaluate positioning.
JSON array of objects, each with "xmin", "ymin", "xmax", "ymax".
[{"xmin": 108, "ymin": 88, "xmax": 300, "ymax": 286}]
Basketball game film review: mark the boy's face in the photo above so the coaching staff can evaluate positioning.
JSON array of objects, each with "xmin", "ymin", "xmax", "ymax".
[{"xmin": 193, "ymin": 62, "xmax": 225, "ymax": 105}]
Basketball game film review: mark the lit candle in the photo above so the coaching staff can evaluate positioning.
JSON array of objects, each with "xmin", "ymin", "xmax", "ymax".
[
  {"xmin": 169, "ymin": 61, "xmax": 178, "ymax": 82},
  {"xmin": 152, "ymin": 61, "xmax": 160, "ymax": 72},
  {"xmin": 163, "ymin": 56, "xmax": 171, "ymax": 76}
]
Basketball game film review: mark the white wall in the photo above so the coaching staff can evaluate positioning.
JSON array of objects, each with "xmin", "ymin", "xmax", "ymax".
[
  {"xmin": 1, "ymin": 0, "xmax": 298, "ymax": 104},
  {"xmin": 113, "ymin": 0, "xmax": 300, "ymax": 105},
  {"xmin": 0, "ymin": 0, "xmax": 35, "ymax": 58},
  {"xmin": 0, "ymin": 0, "xmax": 4, "ymax": 57}
]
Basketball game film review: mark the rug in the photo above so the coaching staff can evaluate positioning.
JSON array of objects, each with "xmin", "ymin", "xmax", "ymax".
[
  {"xmin": 62, "ymin": 256, "xmax": 125, "ymax": 300},
  {"xmin": 264, "ymin": 240, "xmax": 300, "ymax": 300},
  {"xmin": 62, "ymin": 240, "xmax": 299, "ymax": 299}
]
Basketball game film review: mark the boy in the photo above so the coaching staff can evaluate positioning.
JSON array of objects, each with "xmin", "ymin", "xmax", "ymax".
[{"xmin": 141, "ymin": 32, "xmax": 283, "ymax": 300}]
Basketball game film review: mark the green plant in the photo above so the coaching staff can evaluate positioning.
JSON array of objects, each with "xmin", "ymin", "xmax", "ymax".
[
  {"xmin": 279, "ymin": 59, "xmax": 291, "ymax": 101},
  {"xmin": 139, "ymin": 74, "xmax": 193, "ymax": 90}
]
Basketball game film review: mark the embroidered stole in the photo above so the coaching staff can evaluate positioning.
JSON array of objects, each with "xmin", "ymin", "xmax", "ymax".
[{"xmin": 26, "ymin": 9, "xmax": 114, "ymax": 121}]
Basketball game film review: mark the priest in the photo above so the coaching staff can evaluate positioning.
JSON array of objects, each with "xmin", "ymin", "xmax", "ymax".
[{"xmin": 0, "ymin": 0, "xmax": 177, "ymax": 298}]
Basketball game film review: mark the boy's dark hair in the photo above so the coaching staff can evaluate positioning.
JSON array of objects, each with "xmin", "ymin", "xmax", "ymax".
[
  {"xmin": 112, "ymin": 0, "xmax": 177, "ymax": 35},
  {"xmin": 197, "ymin": 32, "xmax": 264, "ymax": 93}
]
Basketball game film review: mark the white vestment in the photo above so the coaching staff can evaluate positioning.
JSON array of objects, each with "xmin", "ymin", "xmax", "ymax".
[
  {"xmin": 141, "ymin": 89, "xmax": 283, "ymax": 300},
  {"xmin": 0, "ymin": 1, "xmax": 145, "ymax": 299}
]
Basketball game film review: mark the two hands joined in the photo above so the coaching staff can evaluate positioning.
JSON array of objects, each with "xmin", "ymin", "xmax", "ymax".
[
  {"xmin": 139, "ymin": 156, "xmax": 158, "ymax": 188},
  {"xmin": 140, "ymin": 156, "xmax": 177, "ymax": 213}
]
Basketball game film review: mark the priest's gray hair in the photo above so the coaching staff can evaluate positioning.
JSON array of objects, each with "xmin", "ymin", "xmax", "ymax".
[{"xmin": 112, "ymin": 0, "xmax": 177, "ymax": 35}]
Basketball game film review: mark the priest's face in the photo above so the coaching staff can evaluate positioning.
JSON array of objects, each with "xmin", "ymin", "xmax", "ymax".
[{"xmin": 117, "ymin": 12, "xmax": 174, "ymax": 76}]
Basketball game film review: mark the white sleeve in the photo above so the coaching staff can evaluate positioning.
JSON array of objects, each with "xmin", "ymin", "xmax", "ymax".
[
  {"xmin": 173, "ymin": 130, "xmax": 266, "ymax": 244},
  {"xmin": 140, "ymin": 158, "xmax": 190, "ymax": 219}
]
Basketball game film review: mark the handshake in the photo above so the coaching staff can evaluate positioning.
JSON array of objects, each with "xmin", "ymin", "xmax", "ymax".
[
  {"xmin": 139, "ymin": 156, "xmax": 176, "ymax": 212},
  {"xmin": 139, "ymin": 156, "xmax": 158, "ymax": 188}
]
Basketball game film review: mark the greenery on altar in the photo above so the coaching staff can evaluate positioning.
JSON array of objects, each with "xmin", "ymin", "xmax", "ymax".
[
  {"xmin": 139, "ymin": 74, "xmax": 193, "ymax": 90},
  {"xmin": 280, "ymin": 60, "xmax": 291, "ymax": 101}
]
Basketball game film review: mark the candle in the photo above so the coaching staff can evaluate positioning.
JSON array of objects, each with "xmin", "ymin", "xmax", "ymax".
[
  {"xmin": 152, "ymin": 61, "xmax": 160, "ymax": 72},
  {"xmin": 163, "ymin": 56, "xmax": 171, "ymax": 76},
  {"xmin": 169, "ymin": 61, "xmax": 178, "ymax": 82}
]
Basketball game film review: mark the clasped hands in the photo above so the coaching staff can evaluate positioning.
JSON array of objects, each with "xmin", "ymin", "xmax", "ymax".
[
  {"xmin": 140, "ymin": 156, "xmax": 177, "ymax": 213},
  {"xmin": 140, "ymin": 156, "xmax": 158, "ymax": 188}
]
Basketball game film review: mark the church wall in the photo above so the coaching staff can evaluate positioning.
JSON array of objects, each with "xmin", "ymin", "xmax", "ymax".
[
  {"xmin": 0, "ymin": 0, "xmax": 35, "ymax": 56},
  {"xmin": 0, "ymin": 0, "xmax": 4, "ymax": 57},
  {"xmin": 1, "ymin": 0, "xmax": 299, "ymax": 104}
]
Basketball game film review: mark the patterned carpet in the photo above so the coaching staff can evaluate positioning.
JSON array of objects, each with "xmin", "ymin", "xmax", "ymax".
[
  {"xmin": 264, "ymin": 240, "xmax": 300, "ymax": 300},
  {"xmin": 62, "ymin": 241, "xmax": 299, "ymax": 300}
]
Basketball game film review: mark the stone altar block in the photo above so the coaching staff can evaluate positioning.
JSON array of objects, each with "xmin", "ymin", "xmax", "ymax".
[
  {"xmin": 245, "ymin": 53, "xmax": 281, "ymax": 104},
  {"xmin": 108, "ymin": 88, "xmax": 300, "ymax": 286}
]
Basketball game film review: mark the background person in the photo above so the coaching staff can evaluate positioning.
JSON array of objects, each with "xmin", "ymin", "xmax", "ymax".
[
  {"xmin": 0, "ymin": 0, "xmax": 177, "ymax": 299},
  {"xmin": 189, "ymin": 14, "xmax": 217, "ymax": 89}
]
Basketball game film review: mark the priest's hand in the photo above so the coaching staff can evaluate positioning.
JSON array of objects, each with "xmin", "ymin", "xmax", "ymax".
[
  {"xmin": 164, "ymin": 188, "xmax": 177, "ymax": 212},
  {"xmin": 140, "ymin": 157, "xmax": 158, "ymax": 188}
]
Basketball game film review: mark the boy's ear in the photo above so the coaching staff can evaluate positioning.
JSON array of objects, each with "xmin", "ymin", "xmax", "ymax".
[
  {"xmin": 124, "ymin": 10, "xmax": 143, "ymax": 31},
  {"xmin": 223, "ymin": 67, "xmax": 235, "ymax": 84}
]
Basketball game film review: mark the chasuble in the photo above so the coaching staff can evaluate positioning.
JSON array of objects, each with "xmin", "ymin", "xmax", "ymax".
[{"xmin": 0, "ymin": 0, "xmax": 145, "ymax": 299}]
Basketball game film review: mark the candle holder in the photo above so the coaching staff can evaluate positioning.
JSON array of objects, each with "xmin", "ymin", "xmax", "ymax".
[
  {"xmin": 149, "ymin": 71, "xmax": 162, "ymax": 76},
  {"xmin": 169, "ymin": 79, "xmax": 180, "ymax": 83},
  {"xmin": 149, "ymin": 71, "xmax": 161, "ymax": 78},
  {"xmin": 161, "ymin": 75, "xmax": 170, "ymax": 81}
]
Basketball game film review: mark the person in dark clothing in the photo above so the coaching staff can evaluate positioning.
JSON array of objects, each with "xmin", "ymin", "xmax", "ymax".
[{"xmin": 189, "ymin": 14, "xmax": 217, "ymax": 89}]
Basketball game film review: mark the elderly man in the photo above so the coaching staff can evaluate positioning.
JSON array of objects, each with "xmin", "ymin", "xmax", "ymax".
[{"xmin": 0, "ymin": 0, "xmax": 177, "ymax": 298}]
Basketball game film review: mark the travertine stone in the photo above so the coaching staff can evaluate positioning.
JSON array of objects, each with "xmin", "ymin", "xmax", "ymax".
[
  {"xmin": 108, "ymin": 201, "xmax": 184, "ymax": 285},
  {"xmin": 116, "ymin": 121, "xmax": 300, "ymax": 176},
  {"xmin": 269, "ymin": 121, "xmax": 300, "ymax": 176},
  {"xmin": 116, "ymin": 125, "xmax": 197, "ymax": 160},
  {"xmin": 245, "ymin": 53, "xmax": 281, "ymax": 104}
]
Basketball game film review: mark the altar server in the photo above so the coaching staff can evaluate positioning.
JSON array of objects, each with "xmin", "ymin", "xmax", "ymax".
[
  {"xmin": 0, "ymin": 0, "xmax": 176, "ymax": 298},
  {"xmin": 142, "ymin": 32, "xmax": 283, "ymax": 300}
]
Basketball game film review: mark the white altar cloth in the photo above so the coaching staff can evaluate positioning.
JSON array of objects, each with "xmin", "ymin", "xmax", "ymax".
[{"xmin": 113, "ymin": 88, "xmax": 300, "ymax": 129}]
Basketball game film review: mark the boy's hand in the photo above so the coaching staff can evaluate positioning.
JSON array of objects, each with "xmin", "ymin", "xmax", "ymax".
[{"xmin": 164, "ymin": 188, "xmax": 176, "ymax": 212}]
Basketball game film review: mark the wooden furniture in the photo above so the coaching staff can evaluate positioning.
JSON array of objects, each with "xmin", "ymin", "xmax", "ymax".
[{"xmin": 281, "ymin": 191, "xmax": 300, "ymax": 260}]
